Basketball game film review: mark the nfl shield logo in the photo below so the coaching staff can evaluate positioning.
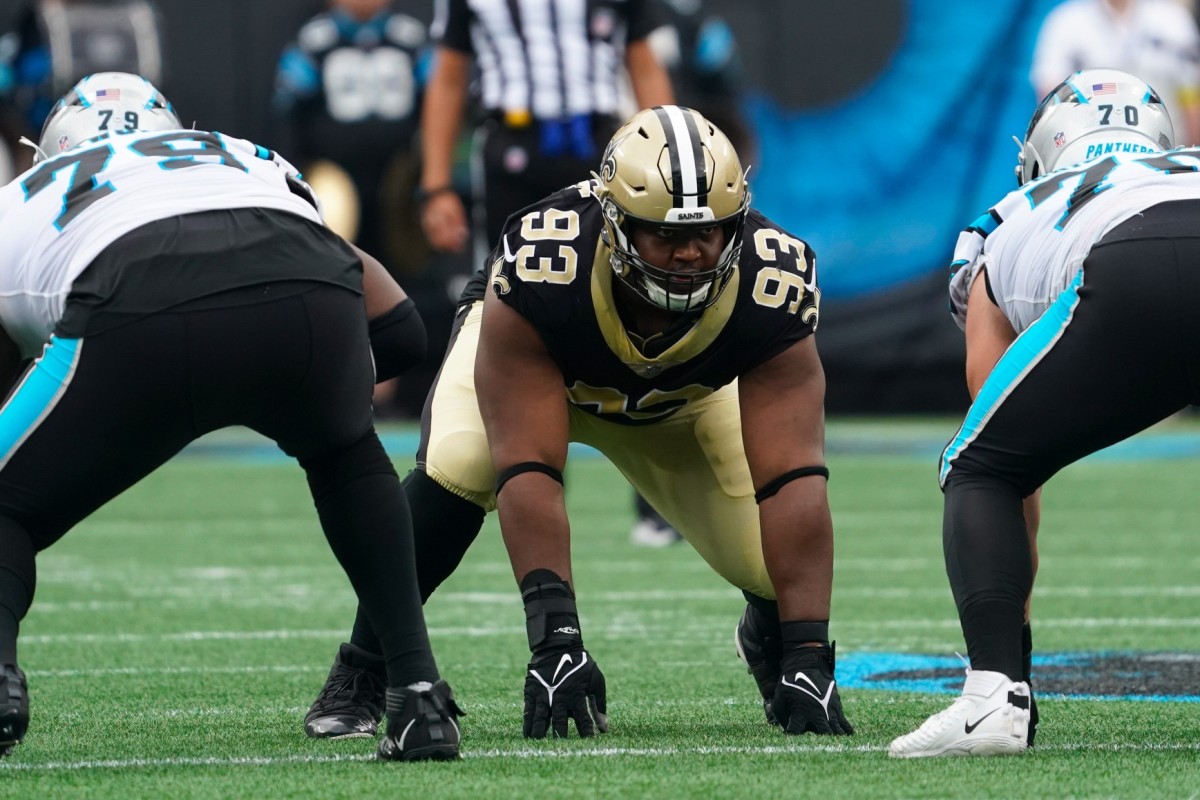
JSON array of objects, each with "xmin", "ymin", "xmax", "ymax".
[
  {"xmin": 58, "ymin": 135, "xmax": 70, "ymax": 152},
  {"xmin": 1054, "ymin": 131, "xmax": 1066, "ymax": 148}
]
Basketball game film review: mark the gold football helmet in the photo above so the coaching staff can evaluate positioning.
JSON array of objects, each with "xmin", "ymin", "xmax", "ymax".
[{"xmin": 595, "ymin": 105, "xmax": 749, "ymax": 312}]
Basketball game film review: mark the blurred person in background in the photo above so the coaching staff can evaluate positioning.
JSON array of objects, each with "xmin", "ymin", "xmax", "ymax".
[
  {"xmin": 417, "ymin": 0, "xmax": 674, "ymax": 264},
  {"xmin": 1031, "ymin": 0, "xmax": 1200, "ymax": 144},
  {"xmin": 649, "ymin": 0, "xmax": 752, "ymax": 160},
  {"xmin": 273, "ymin": 0, "xmax": 434, "ymax": 418},
  {"xmin": 0, "ymin": 0, "xmax": 162, "ymax": 173}
]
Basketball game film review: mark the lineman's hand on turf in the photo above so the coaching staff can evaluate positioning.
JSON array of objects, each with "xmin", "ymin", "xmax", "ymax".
[
  {"xmin": 772, "ymin": 643, "xmax": 854, "ymax": 735},
  {"xmin": 523, "ymin": 647, "xmax": 608, "ymax": 738}
]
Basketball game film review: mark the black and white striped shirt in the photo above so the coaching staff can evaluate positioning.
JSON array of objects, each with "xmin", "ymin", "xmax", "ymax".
[{"xmin": 432, "ymin": 0, "xmax": 661, "ymax": 120}]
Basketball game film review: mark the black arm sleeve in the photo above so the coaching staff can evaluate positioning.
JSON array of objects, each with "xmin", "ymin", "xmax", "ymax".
[{"xmin": 368, "ymin": 298, "xmax": 427, "ymax": 381}]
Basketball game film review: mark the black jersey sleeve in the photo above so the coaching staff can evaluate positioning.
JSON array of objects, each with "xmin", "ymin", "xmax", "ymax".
[
  {"xmin": 434, "ymin": 0, "xmax": 473, "ymax": 52},
  {"xmin": 489, "ymin": 185, "xmax": 602, "ymax": 332},
  {"xmin": 732, "ymin": 210, "xmax": 821, "ymax": 370},
  {"xmin": 626, "ymin": 0, "xmax": 667, "ymax": 43}
]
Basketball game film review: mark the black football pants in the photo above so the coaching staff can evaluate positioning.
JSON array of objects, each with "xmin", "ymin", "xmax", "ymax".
[
  {"xmin": 939, "ymin": 200, "xmax": 1200, "ymax": 679},
  {"xmin": 0, "ymin": 285, "xmax": 437, "ymax": 686}
]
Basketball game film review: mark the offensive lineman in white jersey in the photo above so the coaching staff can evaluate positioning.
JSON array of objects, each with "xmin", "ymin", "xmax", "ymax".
[
  {"xmin": 0, "ymin": 73, "xmax": 463, "ymax": 761},
  {"xmin": 890, "ymin": 67, "xmax": 1198, "ymax": 757}
]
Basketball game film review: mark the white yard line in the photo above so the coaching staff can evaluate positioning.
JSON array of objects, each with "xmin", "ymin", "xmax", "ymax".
[
  {"xmin": 17, "ymin": 614, "xmax": 1200, "ymax": 646},
  {"xmin": 26, "ymin": 585, "xmax": 1200, "ymax": 613},
  {"xmin": 2, "ymin": 741, "xmax": 1198, "ymax": 772}
]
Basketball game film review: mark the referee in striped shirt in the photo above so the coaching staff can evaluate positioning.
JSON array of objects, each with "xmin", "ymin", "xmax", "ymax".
[{"xmin": 417, "ymin": 0, "xmax": 674, "ymax": 260}]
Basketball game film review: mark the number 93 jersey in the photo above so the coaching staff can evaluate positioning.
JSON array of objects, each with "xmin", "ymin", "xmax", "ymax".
[
  {"xmin": 0, "ymin": 129, "xmax": 324, "ymax": 357},
  {"xmin": 487, "ymin": 180, "xmax": 820, "ymax": 425}
]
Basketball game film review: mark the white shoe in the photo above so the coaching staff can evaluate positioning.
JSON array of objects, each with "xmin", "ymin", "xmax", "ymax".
[
  {"xmin": 629, "ymin": 518, "xmax": 683, "ymax": 547},
  {"xmin": 888, "ymin": 669, "xmax": 1031, "ymax": 758}
]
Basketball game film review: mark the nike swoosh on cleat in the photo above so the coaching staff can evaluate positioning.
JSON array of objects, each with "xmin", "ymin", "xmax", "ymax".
[{"xmin": 964, "ymin": 707, "xmax": 999, "ymax": 734}]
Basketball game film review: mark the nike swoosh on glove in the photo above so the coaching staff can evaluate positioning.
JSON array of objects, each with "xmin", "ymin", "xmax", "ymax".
[
  {"xmin": 772, "ymin": 642, "xmax": 854, "ymax": 735},
  {"xmin": 523, "ymin": 647, "xmax": 608, "ymax": 739}
]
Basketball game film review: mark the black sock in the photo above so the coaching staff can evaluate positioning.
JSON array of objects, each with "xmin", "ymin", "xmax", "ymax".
[
  {"xmin": 303, "ymin": 432, "xmax": 437, "ymax": 687},
  {"xmin": 348, "ymin": 469, "xmax": 486, "ymax": 658},
  {"xmin": 1022, "ymin": 622, "xmax": 1033, "ymax": 684},
  {"xmin": 741, "ymin": 591, "xmax": 780, "ymax": 624},
  {"xmin": 943, "ymin": 475, "xmax": 1031, "ymax": 681},
  {"xmin": 959, "ymin": 600, "xmax": 1025, "ymax": 680},
  {"xmin": 0, "ymin": 520, "xmax": 35, "ymax": 665},
  {"xmin": 1023, "ymin": 621, "xmax": 1039, "ymax": 744},
  {"xmin": 406, "ymin": 469, "xmax": 486, "ymax": 602}
]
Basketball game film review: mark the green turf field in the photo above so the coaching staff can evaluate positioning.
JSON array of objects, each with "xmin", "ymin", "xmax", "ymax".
[{"xmin": 1, "ymin": 420, "xmax": 1197, "ymax": 798}]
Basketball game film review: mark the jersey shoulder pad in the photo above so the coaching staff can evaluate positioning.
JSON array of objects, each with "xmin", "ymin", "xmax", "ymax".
[
  {"xmin": 740, "ymin": 210, "xmax": 815, "ymax": 276},
  {"xmin": 499, "ymin": 183, "xmax": 600, "ymax": 254},
  {"xmin": 492, "ymin": 187, "xmax": 599, "ymax": 305},
  {"xmin": 385, "ymin": 14, "xmax": 427, "ymax": 48},
  {"xmin": 298, "ymin": 15, "xmax": 339, "ymax": 53}
]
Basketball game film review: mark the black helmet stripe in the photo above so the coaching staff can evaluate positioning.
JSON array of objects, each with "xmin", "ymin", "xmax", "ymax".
[{"xmin": 653, "ymin": 105, "xmax": 708, "ymax": 209}]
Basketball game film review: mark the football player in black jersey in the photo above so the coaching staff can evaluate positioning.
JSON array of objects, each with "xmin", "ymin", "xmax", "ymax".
[{"xmin": 305, "ymin": 105, "xmax": 853, "ymax": 740}]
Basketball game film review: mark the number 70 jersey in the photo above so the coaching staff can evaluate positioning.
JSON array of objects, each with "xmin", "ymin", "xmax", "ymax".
[
  {"xmin": 0, "ymin": 129, "xmax": 325, "ymax": 356},
  {"xmin": 949, "ymin": 146, "xmax": 1200, "ymax": 334}
]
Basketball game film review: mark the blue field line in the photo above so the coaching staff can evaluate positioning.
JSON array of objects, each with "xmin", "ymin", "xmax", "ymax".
[
  {"xmin": 839, "ymin": 652, "xmax": 1200, "ymax": 702},
  {"xmin": 176, "ymin": 424, "xmax": 1200, "ymax": 464}
]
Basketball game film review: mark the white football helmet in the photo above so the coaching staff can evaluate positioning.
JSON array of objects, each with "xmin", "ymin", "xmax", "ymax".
[
  {"xmin": 1015, "ymin": 68, "xmax": 1174, "ymax": 186},
  {"xmin": 34, "ymin": 72, "xmax": 182, "ymax": 162},
  {"xmin": 594, "ymin": 105, "xmax": 749, "ymax": 313}
]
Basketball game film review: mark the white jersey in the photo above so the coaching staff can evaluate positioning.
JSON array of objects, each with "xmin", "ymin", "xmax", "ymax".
[
  {"xmin": 950, "ymin": 145, "xmax": 1200, "ymax": 333},
  {"xmin": 0, "ymin": 129, "xmax": 324, "ymax": 357}
]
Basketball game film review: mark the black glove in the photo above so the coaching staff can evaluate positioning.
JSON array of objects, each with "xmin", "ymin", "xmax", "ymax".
[
  {"xmin": 772, "ymin": 641, "xmax": 854, "ymax": 735},
  {"xmin": 519, "ymin": 569, "xmax": 608, "ymax": 739},
  {"xmin": 523, "ymin": 646, "xmax": 608, "ymax": 738}
]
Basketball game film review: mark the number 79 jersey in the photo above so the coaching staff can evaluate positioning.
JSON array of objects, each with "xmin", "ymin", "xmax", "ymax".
[
  {"xmin": 949, "ymin": 146, "xmax": 1200, "ymax": 334},
  {"xmin": 0, "ymin": 129, "xmax": 324, "ymax": 356},
  {"xmin": 487, "ymin": 181, "xmax": 820, "ymax": 425}
]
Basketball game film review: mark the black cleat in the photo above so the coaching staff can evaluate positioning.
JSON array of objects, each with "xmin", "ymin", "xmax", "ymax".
[
  {"xmin": 734, "ymin": 604, "xmax": 783, "ymax": 725},
  {"xmin": 377, "ymin": 679, "xmax": 463, "ymax": 762},
  {"xmin": 304, "ymin": 643, "xmax": 386, "ymax": 739},
  {"xmin": 0, "ymin": 664, "xmax": 29, "ymax": 757}
]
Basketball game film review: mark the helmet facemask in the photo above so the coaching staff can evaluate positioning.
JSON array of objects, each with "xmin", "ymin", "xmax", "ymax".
[
  {"xmin": 599, "ymin": 193, "xmax": 747, "ymax": 313},
  {"xmin": 595, "ymin": 105, "xmax": 750, "ymax": 313}
]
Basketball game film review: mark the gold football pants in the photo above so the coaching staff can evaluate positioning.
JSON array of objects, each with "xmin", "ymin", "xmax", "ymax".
[{"xmin": 419, "ymin": 302, "xmax": 773, "ymax": 598}]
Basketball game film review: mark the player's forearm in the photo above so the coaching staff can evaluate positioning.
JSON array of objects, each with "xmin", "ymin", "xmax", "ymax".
[
  {"xmin": 758, "ymin": 483, "xmax": 834, "ymax": 622},
  {"xmin": 497, "ymin": 479, "xmax": 574, "ymax": 587},
  {"xmin": 420, "ymin": 54, "xmax": 468, "ymax": 190},
  {"xmin": 626, "ymin": 41, "xmax": 675, "ymax": 108}
]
